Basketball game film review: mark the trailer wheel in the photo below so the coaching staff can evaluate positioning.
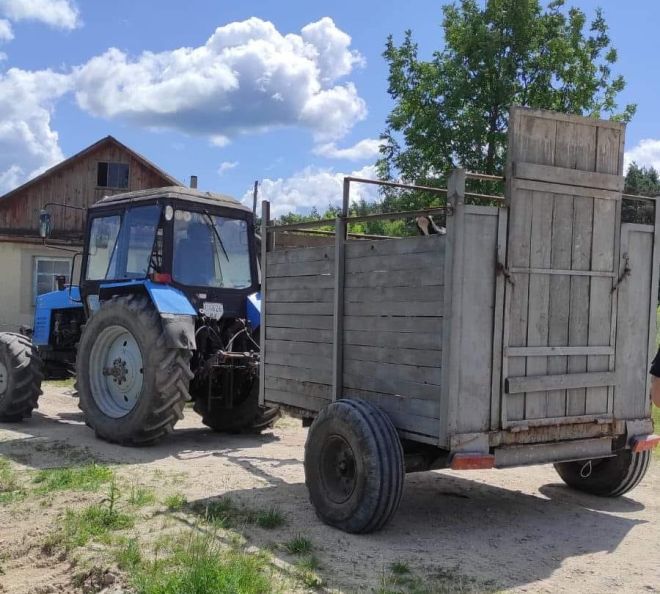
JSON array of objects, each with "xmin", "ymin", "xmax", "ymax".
[
  {"xmin": 554, "ymin": 449, "xmax": 651, "ymax": 497},
  {"xmin": 193, "ymin": 378, "xmax": 280, "ymax": 434},
  {"xmin": 77, "ymin": 295, "xmax": 193, "ymax": 446},
  {"xmin": 304, "ymin": 399, "xmax": 405, "ymax": 533},
  {"xmin": 0, "ymin": 332, "xmax": 43, "ymax": 421}
]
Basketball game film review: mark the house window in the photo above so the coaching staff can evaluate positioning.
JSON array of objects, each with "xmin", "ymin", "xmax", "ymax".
[
  {"xmin": 33, "ymin": 257, "xmax": 72, "ymax": 302},
  {"xmin": 97, "ymin": 162, "xmax": 129, "ymax": 189}
]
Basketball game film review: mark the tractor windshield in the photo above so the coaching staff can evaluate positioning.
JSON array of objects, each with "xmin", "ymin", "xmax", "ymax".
[{"xmin": 172, "ymin": 210, "xmax": 252, "ymax": 289}]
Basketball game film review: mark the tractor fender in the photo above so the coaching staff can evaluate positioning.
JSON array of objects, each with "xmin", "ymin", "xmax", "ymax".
[
  {"xmin": 247, "ymin": 292, "xmax": 261, "ymax": 330},
  {"xmin": 98, "ymin": 280, "xmax": 197, "ymax": 350}
]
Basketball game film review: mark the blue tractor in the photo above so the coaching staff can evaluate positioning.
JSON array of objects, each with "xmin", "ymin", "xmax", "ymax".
[{"xmin": 0, "ymin": 186, "xmax": 278, "ymax": 445}]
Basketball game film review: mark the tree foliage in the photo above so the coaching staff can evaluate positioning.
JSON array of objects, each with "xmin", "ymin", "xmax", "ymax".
[
  {"xmin": 378, "ymin": 0, "xmax": 636, "ymax": 191},
  {"xmin": 622, "ymin": 163, "xmax": 660, "ymax": 224}
]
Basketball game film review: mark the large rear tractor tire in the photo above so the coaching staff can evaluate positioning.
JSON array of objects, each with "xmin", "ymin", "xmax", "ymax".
[
  {"xmin": 0, "ymin": 332, "xmax": 43, "ymax": 421},
  {"xmin": 193, "ymin": 378, "xmax": 280, "ymax": 434},
  {"xmin": 76, "ymin": 295, "xmax": 193, "ymax": 446},
  {"xmin": 554, "ymin": 449, "xmax": 651, "ymax": 497},
  {"xmin": 304, "ymin": 399, "xmax": 405, "ymax": 533}
]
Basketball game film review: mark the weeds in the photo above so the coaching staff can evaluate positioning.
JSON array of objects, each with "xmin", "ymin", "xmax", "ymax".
[
  {"xmin": 0, "ymin": 457, "xmax": 25, "ymax": 504},
  {"xmin": 376, "ymin": 564, "xmax": 497, "ymax": 594},
  {"xmin": 164, "ymin": 493, "xmax": 187, "ymax": 511},
  {"xmin": 129, "ymin": 485, "xmax": 156, "ymax": 507},
  {"xmin": 129, "ymin": 532, "xmax": 272, "ymax": 594},
  {"xmin": 115, "ymin": 537, "xmax": 143, "ymax": 571},
  {"xmin": 255, "ymin": 508, "xmax": 285, "ymax": 529},
  {"xmin": 284, "ymin": 534, "xmax": 313, "ymax": 556},
  {"xmin": 34, "ymin": 463, "xmax": 114, "ymax": 493},
  {"xmin": 390, "ymin": 561, "xmax": 411, "ymax": 575}
]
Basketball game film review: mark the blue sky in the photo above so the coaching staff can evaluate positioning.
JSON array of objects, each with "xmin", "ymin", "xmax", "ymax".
[{"xmin": 1, "ymin": 0, "xmax": 659, "ymax": 217}]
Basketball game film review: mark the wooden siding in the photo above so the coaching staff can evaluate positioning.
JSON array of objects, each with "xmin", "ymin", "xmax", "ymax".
[
  {"xmin": 0, "ymin": 139, "xmax": 174, "ymax": 240},
  {"xmin": 263, "ymin": 235, "xmax": 445, "ymax": 440},
  {"xmin": 502, "ymin": 107, "xmax": 626, "ymax": 426}
]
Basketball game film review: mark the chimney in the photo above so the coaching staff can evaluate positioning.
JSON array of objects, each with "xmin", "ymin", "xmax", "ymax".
[{"xmin": 190, "ymin": 175, "xmax": 198, "ymax": 189}]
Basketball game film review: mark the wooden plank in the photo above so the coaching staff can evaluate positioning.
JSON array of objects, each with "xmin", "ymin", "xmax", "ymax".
[
  {"xmin": 345, "ymin": 234, "xmax": 444, "ymax": 259},
  {"xmin": 567, "ymin": 196, "xmax": 594, "ymax": 415},
  {"xmin": 264, "ymin": 376, "xmax": 332, "ymax": 400},
  {"xmin": 264, "ymin": 389, "xmax": 328, "ymax": 413},
  {"xmin": 505, "ymin": 346, "xmax": 614, "ymax": 357},
  {"xmin": 259, "ymin": 200, "xmax": 270, "ymax": 407},
  {"xmin": 344, "ymin": 285, "xmax": 441, "ymax": 303},
  {"xmin": 267, "ymin": 302, "xmax": 334, "ymax": 316},
  {"xmin": 343, "ymin": 372, "xmax": 440, "ymax": 401},
  {"xmin": 513, "ymin": 178, "xmax": 620, "ymax": 201},
  {"xmin": 267, "ymin": 288, "xmax": 333, "ymax": 303},
  {"xmin": 525, "ymin": 191, "xmax": 553, "ymax": 419},
  {"xmin": 265, "ymin": 350, "xmax": 332, "ymax": 372},
  {"xmin": 267, "ymin": 315, "xmax": 333, "ymax": 330},
  {"xmin": 266, "ymin": 327, "xmax": 333, "ymax": 343},
  {"xmin": 343, "ymin": 358, "xmax": 443, "ymax": 386},
  {"xmin": 344, "ymin": 344, "xmax": 441, "ymax": 368},
  {"xmin": 509, "ymin": 267, "xmax": 615, "ymax": 278},
  {"xmin": 266, "ymin": 274, "xmax": 334, "ymax": 291},
  {"xmin": 512, "ymin": 107, "xmax": 625, "ymax": 130},
  {"xmin": 490, "ymin": 207, "xmax": 507, "ymax": 430},
  {"xmin": 507, "ymin": 371, "xmax": 616, "ymax": 394},
  {"xmin": 344, "ymin": 250, "xmax": 443, "ymax": 274},
  {"xmin": 345, "ymin": 329, "xmax": 443, "ymax": 351},
  {"xmin": 514, "ymin": 162, "xmax": 624, "ymax": 191},
  {"xmin": 332, "ymin": 215, "xmax": 346, "ymax": 402},
  {"xmin": 344, "ymin": 266, "xmax": 444, "ymax": 288},
  {"xmin": 546, "ymin": 193, "xmax": 574, "ymax": 417},
  {"xmin": 265, "ymin": 363, "xmax": 333, "ymax": 385},
  {"xmin": 266, "ymin": 245, "xmax": 334, "ymax": 266},
  {"xmin": 264, "ymin": 339, "xmax": 333, "ymax": 358},
  {"xmin": 344, "ymin": 299, "xmax": 443, "ymax": 317},
  {"xmin": 266, "ymin": 258, "xmax": 333, "ymax": 278},
  {"xmin": 344, "ymin": 315, "xmax": 442, "ymax": 334}
]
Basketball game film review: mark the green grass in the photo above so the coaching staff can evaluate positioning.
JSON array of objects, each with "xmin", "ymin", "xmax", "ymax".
[
  {"xmin": 255, "ymin": 508, "xmax": 285, "ymax": 530},
  {"xmin": 191, "ymin": 497, "xmax": 285, "ymax": 531},
  {"xmin": 294, "ymin": 555, "xmax": 322, "ymax": 589},
  {"xmin": 129, "ymin": 533, "xmax": 272, "ymax": 594},
  {"xmin": 129, "ymin": 486, "xmax": 156, "ymax": 508},
  {"xmin": 284, "ymin": 535, "xmax": 313, "ymax": 556},
  {"xmin": 33, "ymin": 463, "xmax": 114, "ymax": 493},
  {"xmin": 0, "ymin": 456, "xmax": 25, "ymax": 504},
  {"xmin": 375, "ymin": 564, "xmax": 496, "ymax": 594},
  {"xmin": 390, "ymin": 561, "xmax": 411, "ymax": 575},
  {"xmin": 45, "ymin": 503, "xmax": 134, "ymax": 552},
  {"xmin": 164, "ymin": 493, "xmax": 187, "ymax": 511},
  {"xmin": 43, "ymin": 378, "xmax": 76, "ymax": 389},
  {"xmin": 115, "ymin": 537, "xmax": 143, "ymax": 571}
]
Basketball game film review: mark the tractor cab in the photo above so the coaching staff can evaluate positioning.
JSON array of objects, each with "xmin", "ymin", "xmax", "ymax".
[{"xmin": 80, "ymin": 186, "xmax": 260, "ymax": 325}]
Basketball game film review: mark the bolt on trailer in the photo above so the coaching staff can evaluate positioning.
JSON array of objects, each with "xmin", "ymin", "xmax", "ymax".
[{"xmin": 258, "ymin": 107, "xmax": 660, "ymax": 534}]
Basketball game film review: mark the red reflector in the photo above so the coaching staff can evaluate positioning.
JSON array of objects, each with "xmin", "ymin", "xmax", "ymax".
[
  {"xmin": 151, "ymin": 272, "xmax": 172, "ymax": 284},
  {"xmin": 631, "ymin": 434, "xmax": 660, "ymax": 453},
  {"xmin": 450, "ymin": 453, "xmax": 495, "ymax": 470}
]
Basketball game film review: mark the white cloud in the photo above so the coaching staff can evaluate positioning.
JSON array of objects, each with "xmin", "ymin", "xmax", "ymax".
[
  {"xmin": 0, "ymin": 18, "xmax": 13, "ymax": 41},
  {"xmin": 247, "ymin": 164, "xmax": 379, "ymax": 218},
  {"xmin": 0, "ymin": 0, "xmax": 80, "ymax": 30},
  {"xmin": 218, "ymin": 160, "xmax": 238, "ymax": 176},
  {"xmin": 624, "ymin": 138, "xmax": 660, "ymax": 173},
  {"xmin": 314, "ymin": 137, "xmax": 382, "ymax": 161},
  {"xmin": 73, "ymin": 17, "xmax": 366, "ymax": 143},
  {"xmin": 0, "ymin": 67, "xmax": 72, "ymax": 194}
]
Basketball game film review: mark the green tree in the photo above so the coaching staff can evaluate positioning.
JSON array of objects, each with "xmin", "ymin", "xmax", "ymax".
[
  {"xmin": 622, "ymin": 163, "xmax": 660, "ymax": 224},
  {"xmin": 379, "ymin": 0, "xmax": 636, "ymax": 194}
]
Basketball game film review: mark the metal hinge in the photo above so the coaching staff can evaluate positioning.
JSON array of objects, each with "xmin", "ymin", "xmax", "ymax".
[
  {"xmin": 611, "ymin": 254, "xmax": 631, "ymax": 294},
  {"xmin": 496, "ymin": 261, "xmax": 515, "ymax": 286}
]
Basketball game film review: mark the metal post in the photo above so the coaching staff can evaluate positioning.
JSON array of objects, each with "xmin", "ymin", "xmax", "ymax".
[
  {"xmin": 259, "ymin": 200, "xmax": 270, "ymax": 407},
  {"xmin": 332, "ymin": 179, "xmax": 350, "ymax": 401},
  {"xmin": 252, "ymin": 181, "xmax": 259, "ymax": 219}
]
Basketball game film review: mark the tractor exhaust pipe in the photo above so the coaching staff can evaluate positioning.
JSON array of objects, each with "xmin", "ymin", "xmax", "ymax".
[{"xmin": 190, "ymin": 175, "xmax": 198, "ymax": 189}]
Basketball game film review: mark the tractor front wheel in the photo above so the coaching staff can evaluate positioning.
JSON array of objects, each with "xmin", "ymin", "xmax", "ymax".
[
  {"xmin": 77, "ymin": 295, "xmax": 193, "ymax": 446},
  {"xmin": 0, "ymin": 332, "xmax": 43, "ymax": 421}
]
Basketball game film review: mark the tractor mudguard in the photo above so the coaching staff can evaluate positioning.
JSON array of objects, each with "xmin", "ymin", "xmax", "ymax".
[
  {"xmin": 98, "ymin": 280, "xmax": 197, "ymax": 349},
  {"xmin": 33, "ymin": 287, "xmax": 83, "ymax": 347}
]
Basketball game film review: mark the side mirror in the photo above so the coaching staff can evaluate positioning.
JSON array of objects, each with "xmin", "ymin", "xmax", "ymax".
[{"xmin": 39, "ymin": 209, "xmax": 52, "ymax": 239}]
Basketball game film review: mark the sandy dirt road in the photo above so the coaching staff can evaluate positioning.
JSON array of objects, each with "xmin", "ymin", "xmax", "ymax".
[{"xmin": 1, "ymin": 386, "xmax": 658, "ymax": 593}]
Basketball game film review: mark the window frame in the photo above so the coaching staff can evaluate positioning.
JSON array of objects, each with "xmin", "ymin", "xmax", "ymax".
[
  {"xmin": 33, "ymin": 256, "xmax": 72, "ymax": 304},
  {"xmin": 97, "ymin": 161, "xmax": 130, "ymax": 189}
]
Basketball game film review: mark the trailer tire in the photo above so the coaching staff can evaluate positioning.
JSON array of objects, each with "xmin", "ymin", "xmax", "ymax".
[
  {"xmin": 193, "ymin": 378, "xmax": 280, "ymax": 434},
  {"xmin": 554, "ymin": 449, "xmax": 651, "ymax": 497},
  {"xmin": 77, "ymin": 295, "xmax": 193, "ymax": 446},
  {"xmin": 0, "ymin": 332, "xmax": 43, "ymax": 421},
  {"xmin": 304, "ymin": 399, "xmax": 405, "ymax": 533}
]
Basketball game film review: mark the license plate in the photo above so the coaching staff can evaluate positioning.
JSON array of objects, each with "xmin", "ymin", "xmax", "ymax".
[{"xmin": 201, "ymin": 302, "xmax": 224, "ymax": 320}]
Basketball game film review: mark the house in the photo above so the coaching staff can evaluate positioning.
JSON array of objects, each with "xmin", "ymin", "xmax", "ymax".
[{"xmin": 0, "ymin": 136, "xmax": 182, "ymax": 331}]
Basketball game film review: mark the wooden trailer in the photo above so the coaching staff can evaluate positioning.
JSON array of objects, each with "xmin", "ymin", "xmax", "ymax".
[{"xmin": 258, "ymin": 107, "xmax": 660, "ymax": 533}]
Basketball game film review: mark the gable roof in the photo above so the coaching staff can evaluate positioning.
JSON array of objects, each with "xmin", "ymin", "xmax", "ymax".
[{"xmin": 0, "ymin": 135, "xmax": 183, "ymax": 203}]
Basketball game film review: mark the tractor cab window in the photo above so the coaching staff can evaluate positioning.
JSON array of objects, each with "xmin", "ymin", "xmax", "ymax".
[
  {"xmin": 86, "ymin": 206, "xmax": 162, "ymax": 281},
  {"xmin": 173, "ymin": 210, "xmax": 252, "ymax": 289}
]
